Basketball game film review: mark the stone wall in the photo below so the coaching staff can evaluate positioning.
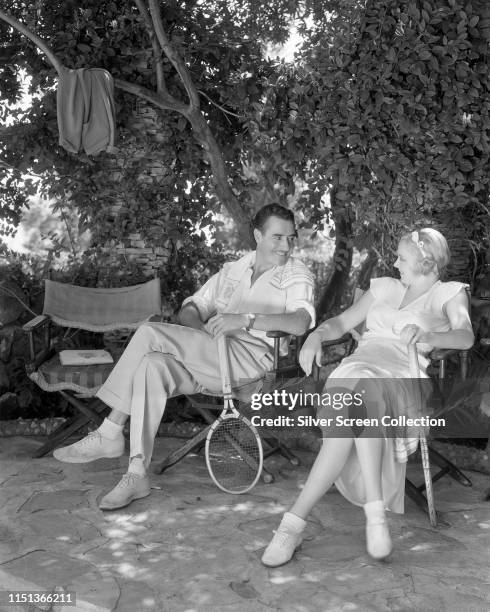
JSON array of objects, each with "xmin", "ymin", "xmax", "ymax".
[{"xmin": 95, "ymin": 101, "xmax": 176, "ymax": 282}]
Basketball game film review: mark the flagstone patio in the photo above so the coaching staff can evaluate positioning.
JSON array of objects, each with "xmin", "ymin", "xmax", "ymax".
[{"xmin": 0, "ymin": 435, "xmax": 489, "ymax": 612}]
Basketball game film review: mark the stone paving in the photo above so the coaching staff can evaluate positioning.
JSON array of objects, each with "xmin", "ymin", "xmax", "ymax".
[{"xmin": 0, "ymin": 435, "xmax": 489, "ymax": 612}]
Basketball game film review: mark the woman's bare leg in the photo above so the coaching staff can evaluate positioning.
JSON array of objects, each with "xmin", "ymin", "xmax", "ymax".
[
  {"xmin": 289, "ymin": 437, "xmax": 355, "ymax": 519},
  {"xmin": 354, "ymin": 436, "xmax": 383, "ymax": 502},
  {"xmin": 262, "ymin": 436, "xmax": 355, "ymax": 567},
  {"xmin": 354, "ymin": 436, "xmax": 392, "ymax": 559}
]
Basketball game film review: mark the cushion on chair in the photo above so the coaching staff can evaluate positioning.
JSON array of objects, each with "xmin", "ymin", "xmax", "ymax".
[{"xmin": 28, "ymin": 353, "xmax": 118, "ymax": 396}]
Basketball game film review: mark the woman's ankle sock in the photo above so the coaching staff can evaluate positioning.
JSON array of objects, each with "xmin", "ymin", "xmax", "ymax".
[
  {"xmin": 363, "ymin": 500, "xmax": 392, "ymax": 560},
  {"xmin": 281, "ymin": 511, "xmax": 307, "ymax": 532}
]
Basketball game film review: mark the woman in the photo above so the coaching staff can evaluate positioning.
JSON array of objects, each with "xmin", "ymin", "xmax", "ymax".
[{"xmin": 261, "ymin": 228, "xmax": 474, "ymax": 567}]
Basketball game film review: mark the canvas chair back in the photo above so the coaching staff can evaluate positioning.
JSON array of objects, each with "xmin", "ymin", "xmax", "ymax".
[{"xmin": 43, "ymin": 278, "xmax": 161, "ymax": 332}]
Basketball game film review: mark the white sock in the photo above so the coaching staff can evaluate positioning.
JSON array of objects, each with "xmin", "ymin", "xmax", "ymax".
[
  {"xmin": 98, "ymin": 418, "xmax": 124, "ymax": 440},
  {"xmin": 128, "ymin": 456, "xmax": 146, "ymax": 476},
  {"xmin": 363, "ymin": 500, "xmax": 386, "ymax": 523},
  {"xmin": 281, "ymin": 511, "xmax": 306, "ymax": 532}
]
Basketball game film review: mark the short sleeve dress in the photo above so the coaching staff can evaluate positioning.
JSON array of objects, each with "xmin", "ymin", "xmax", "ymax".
[{"xmin": 319, "ymin": 277, "xmax": 468, "ymax": 513}]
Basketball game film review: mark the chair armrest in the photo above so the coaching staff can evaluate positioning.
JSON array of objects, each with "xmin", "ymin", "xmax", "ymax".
[
  {"xmin": 429, "ymin": 348, "xmax": 462, "ymax": 361},
  {"xmin": 22, "ymin": 315, "xmax": 51, "ymax": 361},
  {"xmin": 25, "ymin": 347, "xmax": 56, "ymax": 375},
  {"xmin": 22, "ymin": 314, "xmax": 50, "ymax": 332},
  {"xmin": 266, "ymin": 330, "xmax": 305, "ymax": 376},
  {"xmin": 267, "ymin": 330, "xmax": 291, "ymax": 370},
  {"xmin": 311, "ymin": 333, "xmax": 356, "ymax": 381},
  {"xmin": 429, "ymin": 347, "xmax": 471, "ymax": 380},
  {"xmin": 266, "ymin": 330, "xmax": 289, "ymax": 339},
  {"xmin": 321, "ymin": 333, "xmax": 353, "ymax": 348}
]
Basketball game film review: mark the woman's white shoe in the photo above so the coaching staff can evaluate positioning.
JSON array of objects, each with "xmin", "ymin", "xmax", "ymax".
[
  {"xmin": 365, "ymin": 519, "xmax": 393, "ymax": 559},
  {"xmin": 261, "ymin": 512, "xmax": 306, "ymax": 567},
  {"xmin": 261, "ymin": 526, "xmax": 303, "ymax": 567},
  {"xmin": 363, "ymin": 500, "xmax": 393, "ymax": 560}
]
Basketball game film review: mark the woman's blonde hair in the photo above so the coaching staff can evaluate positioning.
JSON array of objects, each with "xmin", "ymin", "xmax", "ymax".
[{"xmin": 400, "ymin": 228, "xmax": 450, "ymax": 276}]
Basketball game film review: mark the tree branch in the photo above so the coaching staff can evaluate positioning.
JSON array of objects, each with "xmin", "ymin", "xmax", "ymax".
[
  {"xmin": 0, "ymin": 124, "xmax": 34, "ymax": 138},
  {"xmin": 148, "ymin": 0, "xmax": 200, "ymax": 109},
  {"xmin": 198, "ymin": 90, "xmax": 244, "ymax": 120},
  {"xmin": 0, "ymin": 5, "xmax": 254, "ymax": 248},
  {"xmin": 114, "ymin": 78, "xmax": 187, "ymax": 113},
  {"xmin": 134, "ymin": 0, "xmax": 168, "ymax": 96},
  {"xmin": 0, "ymin": 8, "xmax": 63, "ymax": 75},
  {"xmin": 186, "ymin": 108, "xmax": 252, "ymax": 242},
  {"xmin": 0, "ymin": 158, "xmax": 42, "ymax": 179}
]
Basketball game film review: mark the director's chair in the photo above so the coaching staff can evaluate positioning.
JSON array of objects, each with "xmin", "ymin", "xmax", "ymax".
[{"xmin": 23, "ymin": 278, "xmax": 162, "ymax": 458}]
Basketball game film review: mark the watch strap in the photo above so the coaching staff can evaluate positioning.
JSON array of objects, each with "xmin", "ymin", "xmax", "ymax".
[{"xmin": 246, "ymin": 313, "xmax": 256, "ymax": 330}]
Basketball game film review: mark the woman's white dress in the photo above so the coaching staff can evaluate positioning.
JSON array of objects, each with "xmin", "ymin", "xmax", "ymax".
[{"xmin": 319, "ymin": 277, "xmax": 467, "ymax": 513}]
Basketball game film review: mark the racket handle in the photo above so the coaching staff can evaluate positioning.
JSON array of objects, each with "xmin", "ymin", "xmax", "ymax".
[
  {"xmin": 218, "ymin": 335, "xmax": 233, "ymax": 397},
  {"xmin": 408, "ymin": 343, "xmax": 421, "ymax": 378}
]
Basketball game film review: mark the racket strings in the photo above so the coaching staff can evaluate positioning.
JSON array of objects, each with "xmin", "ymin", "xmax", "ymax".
[{"xmin": 207, "ymin": 418, "xmax": 262, "ymax": 493}]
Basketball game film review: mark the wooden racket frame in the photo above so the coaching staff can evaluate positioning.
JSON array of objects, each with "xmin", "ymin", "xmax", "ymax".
[{"xmin": 204, "ymin": 335, "xmax": 264, "ymax": 494}]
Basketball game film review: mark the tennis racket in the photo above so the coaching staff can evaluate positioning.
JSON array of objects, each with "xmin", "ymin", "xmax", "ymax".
[
  {"xmin": 205, "ymin": 334, "xmax": 264, "ymax": 494},
  {"xmin": 408, "ymin": 343, "xmax": 437, "ymax": 527}
]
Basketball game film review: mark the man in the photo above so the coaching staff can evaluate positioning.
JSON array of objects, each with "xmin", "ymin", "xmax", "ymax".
[{"xmin": 54, "ymin": 204, "xmax": 315, "ymax": 509}]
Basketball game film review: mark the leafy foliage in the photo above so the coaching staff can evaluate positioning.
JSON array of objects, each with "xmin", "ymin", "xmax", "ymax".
[
  {"xmin": 0, "ymin": 0, "xmax": 488, "ymax": 304},
  {"xmin": 247, "ymin": 0, "xmax": 489, "ymax": 270}
]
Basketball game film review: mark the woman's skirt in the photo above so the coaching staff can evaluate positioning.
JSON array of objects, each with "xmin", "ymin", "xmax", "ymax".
[{"xmin": 318, "ymin": 340, "xmax": 431, "ymax": 513}]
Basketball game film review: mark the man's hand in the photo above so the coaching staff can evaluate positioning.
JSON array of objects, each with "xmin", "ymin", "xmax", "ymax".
[
  {"xmin": 205, "ymin": 313, "xmax": 248, "ymax": 338},
  {"xmin": 299, "ymin": 332, "xmax": 323, "ymax": 376}
]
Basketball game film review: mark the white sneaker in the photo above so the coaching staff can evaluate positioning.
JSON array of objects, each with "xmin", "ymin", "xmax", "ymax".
[
  {"xmin": 261, "ymin": 525, "xmax": 303, "ymax": 567},
  {"xmin": 53, "ymin": 431, "xmax": 124, "ymax": 463},
  {"xmin": 366, "ymin": 519, "xmax": 393, "ymax": 560},
  {"xmin": 363, "ymin": 500, "xmax": 392, "ymax": 559},
  {"xmin": 99, "ymin": 472, "xmax": 151, "ymax": 510}
]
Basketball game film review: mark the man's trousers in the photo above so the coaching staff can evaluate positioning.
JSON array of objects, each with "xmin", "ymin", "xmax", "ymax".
[{"xmin": 96, "ymin": 322, "xmax": 273, "ymax": 467}]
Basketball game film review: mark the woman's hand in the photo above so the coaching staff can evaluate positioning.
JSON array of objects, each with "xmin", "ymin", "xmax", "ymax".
[
  {"xmin": 399, "ymin": 324, "xmax": 429, "ymax": 345},
  {"xmin": 299, "ymin": 331, "xmax": 323, "ymax": 376}
]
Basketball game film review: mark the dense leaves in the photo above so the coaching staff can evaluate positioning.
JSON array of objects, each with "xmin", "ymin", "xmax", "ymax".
[
  {"xmin": 0, "ymin": 1, "xmax": 309, "ymax": 252},
  {"xmin": 249, "ymin": 0, "xmax": 489, "ymax": 271},
  {"xmin": 0, "ymin": 0, "xmax": 488, "ymax": 305}
]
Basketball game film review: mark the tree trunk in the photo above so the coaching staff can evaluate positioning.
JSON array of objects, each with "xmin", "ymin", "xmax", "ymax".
[
  {"xmin": 357, "ymin": 248, "xmax": 378, "ymax": 290},
  {"xmin": 316, "ymin": 187, "xmax": 353, "ymax": 319},
  {"xmin": 186, "ymin": 108, "xmax": 254, "ymax": 247}
]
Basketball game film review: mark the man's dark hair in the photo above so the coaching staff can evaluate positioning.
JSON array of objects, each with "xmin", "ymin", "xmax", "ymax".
[{"xmin": 252, "ymin": 203, "xmax": 295, "ymax": 233}]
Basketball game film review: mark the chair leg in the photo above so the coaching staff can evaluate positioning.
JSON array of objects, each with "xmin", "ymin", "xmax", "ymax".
[
  {"xmin": 60, "ymin": 392, "xmax": 106, "ymax": 426},
  {"xmin": 33, "ymin": 412, "xmax": 92, "ymax": 458},
  {"xmin": 33, "ymin": 395, "xmax": 107, "ymax": 458},
  {"xmin": 153, "ymin": 396, "xmax": 276, "ymax": 484},
  {"xmin": 428, "ymin": 445, "xmax": 472, "ymax": 487},
  {"xmin": 262, "ymin": 435, "xmax": 300, "ymax": 466},
  {"xmin": 153, "ymin": 426, "xmax": 210, "ymax": 474},
  {"xmin": 419, "ymin": 436, "xmax": 438, "ymax": 527}
]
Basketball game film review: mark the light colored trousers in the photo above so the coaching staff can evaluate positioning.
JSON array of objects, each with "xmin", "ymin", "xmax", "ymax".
[{"xmin": 96, "ymin": 322, "xmax": 273, "ymax": 467}]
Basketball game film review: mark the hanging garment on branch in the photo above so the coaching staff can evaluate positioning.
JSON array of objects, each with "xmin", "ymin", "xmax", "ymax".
[{"xmin": 57, "ymin": 67, "xmax": 116, "ymax": 155}]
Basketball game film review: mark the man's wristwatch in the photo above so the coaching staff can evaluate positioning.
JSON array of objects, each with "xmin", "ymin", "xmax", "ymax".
[{"xmin": 245, "ymin": 313, "xmax": 256, "ymax": 331}]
